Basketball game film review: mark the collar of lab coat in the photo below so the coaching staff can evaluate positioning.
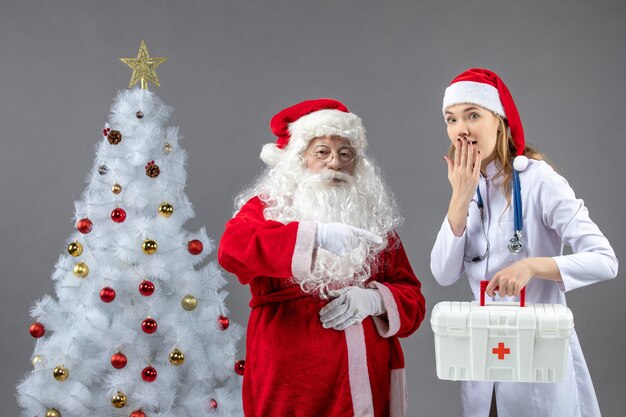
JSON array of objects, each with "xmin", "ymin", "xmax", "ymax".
[{"xmin": 481, "ymin": 160, "xmax": 500, "ymax": 180}]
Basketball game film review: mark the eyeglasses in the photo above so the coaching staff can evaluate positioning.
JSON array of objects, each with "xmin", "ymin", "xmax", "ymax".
[{"xmin": 308, "ymin": 146, "xmax": 356, "ymax": 164}]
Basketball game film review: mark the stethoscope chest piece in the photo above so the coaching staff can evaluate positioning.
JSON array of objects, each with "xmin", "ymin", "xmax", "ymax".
[{"xmin": 508, "ymin": 231, "xmax": 524, "ymax": 254}]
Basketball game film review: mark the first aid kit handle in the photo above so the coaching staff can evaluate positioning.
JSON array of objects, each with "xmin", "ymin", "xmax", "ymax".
[{"xmin": 480, "ymin": 280, "xmax": 526, "ymax": 307}]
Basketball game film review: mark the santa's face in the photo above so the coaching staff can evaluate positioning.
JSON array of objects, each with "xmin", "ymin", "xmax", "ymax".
[
  {"xmin": 239, "ymin": 134, "xmax": 400, "ymax": 296},
  {"xmin": 303, "ymin": 136, "xmax": 356, "ymax": 183}
]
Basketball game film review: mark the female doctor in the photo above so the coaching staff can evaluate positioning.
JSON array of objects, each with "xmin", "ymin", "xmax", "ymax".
[{"xmin": 430, "ymin": 68, "xmax": 618, "ymax": 417}]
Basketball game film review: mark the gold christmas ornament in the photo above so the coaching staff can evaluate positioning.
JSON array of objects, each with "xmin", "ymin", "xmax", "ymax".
[
  {"xmin": 53, "ymin": 366, "xmax": 69, "ymax": 381},
  {"xmin": 112, "ymin": 183, "xmax": 123, "ymax": 194},
  {"xmin": 120, "ymin": 40, "xmax": 167, "ymax": 90},
  {"xmin": 169, "ymin": 348, "xmax": 185, "ymax": 366},
  {"xmin": 142, "ymin": 239, "xmax": 158, "ymax": 255},
  {"xmin": 163, "ymin": 142, "xmax": 173, "ymax": 154},
  {"xmin": 46, "ymin": 408, "xmax": 62, "ymax": 417},
  {"xmin": 31, "ymin": 355, "xmax": 44, "ymax": 368},
  {"xmin": 67, "ymin": 241, "xmax": 83, "ymax": 257},
  {"xmin": 158, "ymin": 202, "xmax": 174, "ymax": 218},
  {"xmin": 111, "ymin": 391, "xmax": 127, "ymax": 408},
  {"xmin": 73, "ymin": 262, "xmax": 89, "ymax": 278},
  {"xmin": 181, "ymin": 295, "xmax": 198, "ymax": 311}
]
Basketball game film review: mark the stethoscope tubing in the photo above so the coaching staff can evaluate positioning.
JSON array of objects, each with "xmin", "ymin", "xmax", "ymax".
[
  {"xmin": 513, "ymin": 169, "xmax": 523, "ymax": 232},
  {"xmin": 465, "ymin": 166, "xmax": 523, "ymax": 263}
]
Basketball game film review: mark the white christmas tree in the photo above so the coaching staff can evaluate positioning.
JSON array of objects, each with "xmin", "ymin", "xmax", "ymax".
[{"xmin": 17, "ymin": 42, "xmax": 244, "ymax": 417}]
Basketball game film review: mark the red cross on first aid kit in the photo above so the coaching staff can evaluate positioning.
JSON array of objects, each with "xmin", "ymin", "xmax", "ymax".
[{"xmin": 430, "ymin": 281, "xmax": 574, "ymax": 382}]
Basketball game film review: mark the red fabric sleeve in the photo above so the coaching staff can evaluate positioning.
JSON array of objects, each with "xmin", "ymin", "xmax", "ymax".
[
  {"xmin": 370, "ymin": 233, "xmax": 426, "ymax": 339},
  {"xmin": 218, "ymin": 197, "xmax": 302, "ymax": 285}
]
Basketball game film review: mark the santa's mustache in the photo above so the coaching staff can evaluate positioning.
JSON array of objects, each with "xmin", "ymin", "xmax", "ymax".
[{"xmin": 307, "ymin": 169, "xmax": 354, "ymax": 184}]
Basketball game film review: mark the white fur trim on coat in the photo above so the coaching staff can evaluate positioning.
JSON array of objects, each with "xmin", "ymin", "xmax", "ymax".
[
  {"xmin": 345, "ymin": 324, "xmax": 375, "ymax": 417},
  {"xmin": 390, "ymin": 368, "xmax": 407, "ymax": 417},
  {"xmin": 291, "ymin": 221, "xmax": 317, "ymax": 280}
]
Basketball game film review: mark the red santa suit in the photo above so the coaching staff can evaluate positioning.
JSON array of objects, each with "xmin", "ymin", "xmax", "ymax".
[{"xmin": 218, "ymin": 196, "xmax": 425, "ymax": 417}]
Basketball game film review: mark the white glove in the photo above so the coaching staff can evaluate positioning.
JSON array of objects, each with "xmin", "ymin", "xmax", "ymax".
[
  {"xmin": 315, "ymin": 223, "xmax": 383, "ymax": 256},
  {"xmin": 319, "ymin": 287, "xmax": 386, "ymax": 330}
]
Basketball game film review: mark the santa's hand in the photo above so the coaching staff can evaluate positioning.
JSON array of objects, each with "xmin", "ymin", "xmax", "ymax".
[
  {"xmin": 315, "ymin": 223, "xmax": 383, "ymax": 256},
  {"xmin": 319, "ymin": 287, "xmax": 386, "ymax": 331}
]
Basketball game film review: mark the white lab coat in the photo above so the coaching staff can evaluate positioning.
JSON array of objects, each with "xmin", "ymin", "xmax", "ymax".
[{"xmin": 430, "ymin": 159, "xmax": 618, "ymax": 417}]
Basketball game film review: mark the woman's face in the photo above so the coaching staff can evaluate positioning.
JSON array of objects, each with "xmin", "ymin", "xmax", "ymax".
[{"xmin": 444, "ymin": 104, "xmax": 501, "ymax": 166}]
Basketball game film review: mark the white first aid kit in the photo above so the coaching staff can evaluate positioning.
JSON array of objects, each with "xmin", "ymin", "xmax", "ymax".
[{"xmin": 431, "ymin": 281, "xmax": 574, "ymax": 383}]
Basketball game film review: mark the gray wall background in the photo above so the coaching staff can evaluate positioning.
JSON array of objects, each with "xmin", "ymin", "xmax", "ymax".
[{"xmin": 2, "ymin": 0, "xmax": 624, "ymax": 415}]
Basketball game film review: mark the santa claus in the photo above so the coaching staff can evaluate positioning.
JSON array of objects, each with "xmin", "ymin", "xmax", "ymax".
[{"xmin": 218, "ymin": 98, "xmax": 425, "ymax": 417}]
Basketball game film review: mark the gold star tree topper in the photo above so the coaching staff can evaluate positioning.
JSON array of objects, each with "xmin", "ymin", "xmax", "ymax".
[{"xmin": 120, "ymin": 41, "xmax": 168, "ymax": 89}]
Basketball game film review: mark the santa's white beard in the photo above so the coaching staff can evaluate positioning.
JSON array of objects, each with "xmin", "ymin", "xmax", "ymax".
[
  {"xmin": 277, "ymin": 168, "xmax": 397, "ymax": 295},
  {"xmin": 291, "ymin": 169, "xmax": 358, "ymax": 222},
  {"xmin": 235, "ymin": 156, "xmax": 402, "ymax": 297}
]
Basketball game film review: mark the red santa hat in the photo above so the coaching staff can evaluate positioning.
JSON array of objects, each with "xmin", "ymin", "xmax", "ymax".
[
  {"xmin": 260, "ymin": 98, "xmax": 366, "ymax": 166},
  {"xmin": 442, "ymin": 68, "xmax": 528, "ymax": 171}
]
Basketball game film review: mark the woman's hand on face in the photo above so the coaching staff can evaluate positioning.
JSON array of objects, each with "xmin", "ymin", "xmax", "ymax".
[
  {"xmin": 444, "ymin": 139, "xmax": 482, "ymax": 236},
  {"xmin": 443, "ymin": 139, "xmax": 482, "ymax": 205},
  {"xmin": 486, "ymin": 259, "xmax": 533, "ymax": 297}
]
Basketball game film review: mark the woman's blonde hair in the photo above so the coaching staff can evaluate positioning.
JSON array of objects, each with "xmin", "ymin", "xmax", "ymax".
[{"xmin": 447, "ymin": 114, "xmax": 546, "ymax": 205}]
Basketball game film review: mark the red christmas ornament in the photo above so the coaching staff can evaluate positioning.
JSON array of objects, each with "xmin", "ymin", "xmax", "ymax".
[
  {"xmin": 130, "ymin": 410, "xmax": 146, "ymax": 417},
  {"xmin": 209, "ymin": 399, "xmax": 218, "ymax": 409},
  {"xmin": 142, "ymin": 318, "xmax": 157, "ymax": 334},
  {"xmin": 138, "ymin": 280, "xmax": 155, "ymax": 296},
  {"xmin": 234, "ymin": 360, "xmax": 245, "ymax": 376},
  {"xmin": 99, "ymin": 287, "xmax": 116, "ymax": 303},
  {"xmin": 29, "ymin": 322, "xmax": 45, "ymax": 338},
  {"xmin": 77, "ymin": 218, "xmax": 93, "ymax": 234},
  {"xmin": 111, "ymin": 208, "xmax": 127, "ymax": 223},
  {"xmin": 218, "ymin": 315, "xmax": 230, "ymax": 330},
  {"xmin": 141, "ymin": 366, "xmax": 157, "ymax": 382},
  {"xmin": 188, "ymin": 239, "xmax": 203, "ymax": 255},
  {"xmin": 111, "ymin": 352, "xmax": 127, "ymax": 369}
]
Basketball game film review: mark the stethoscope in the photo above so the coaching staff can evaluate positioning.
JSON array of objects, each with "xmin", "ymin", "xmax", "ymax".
[{"xmin": 464, "ymin": 169, "xmax": 524, "ymax": 263}]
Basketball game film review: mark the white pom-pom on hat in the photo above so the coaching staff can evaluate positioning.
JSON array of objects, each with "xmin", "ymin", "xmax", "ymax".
[
  {"xmin": 513, "ymin": 155, "xmax": 529, "ymax": 171},
  {"xmin": 260, "ymin": 143, "xmax": 285, "ymax": 166}
]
